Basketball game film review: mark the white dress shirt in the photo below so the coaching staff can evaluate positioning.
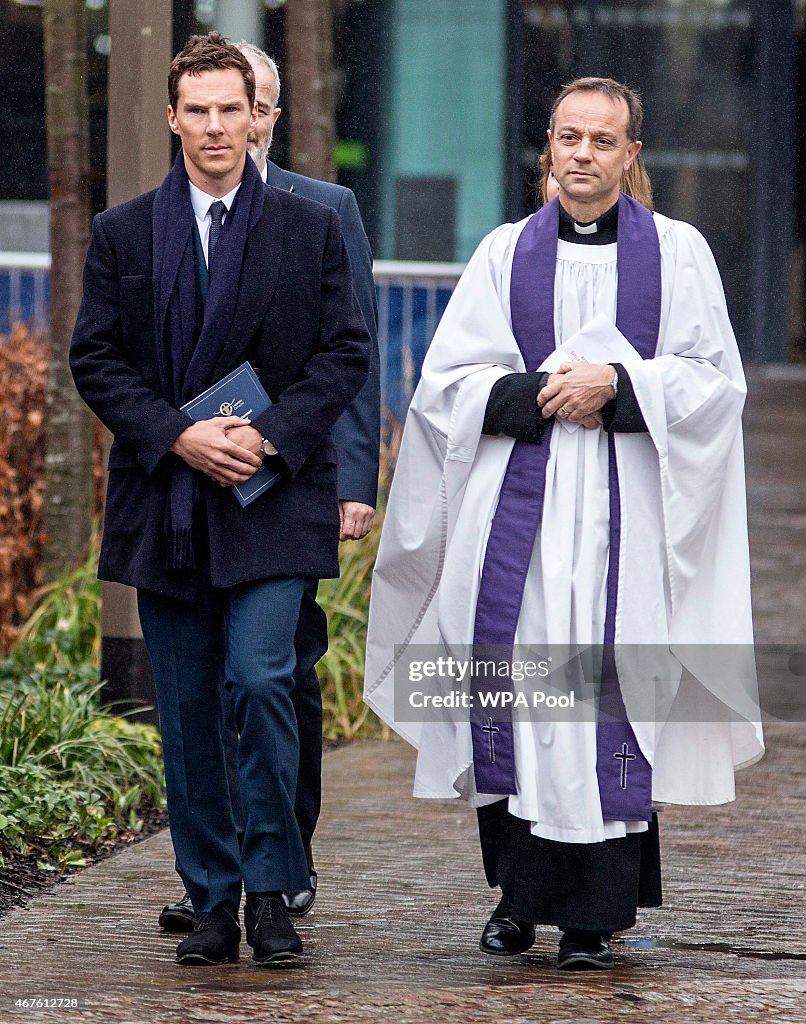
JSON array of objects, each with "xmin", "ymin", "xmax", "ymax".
[{"xmin": 188, "ymin": 180, "xmax": 240, "ymax": 267}]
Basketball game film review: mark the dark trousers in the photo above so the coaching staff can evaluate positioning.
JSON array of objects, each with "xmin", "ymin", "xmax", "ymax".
[
  {"xmin": 138, "ymin": 577, "xmax": 312, "ymax": 915},
  {"xmin": 221, "ymin": 580, "xmax": 327, "ymax": 867}
]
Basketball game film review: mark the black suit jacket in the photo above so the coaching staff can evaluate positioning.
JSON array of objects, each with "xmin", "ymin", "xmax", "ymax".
[
  {"xmin": 265, "ymin": 161, "xmax": 380, "ymax": 507},
  {"xmin": 70, "ymin": 184, "xmax": 371, "ymax": 602}
]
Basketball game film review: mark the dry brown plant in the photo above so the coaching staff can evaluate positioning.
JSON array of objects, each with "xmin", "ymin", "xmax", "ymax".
[{"xmin": 0, "ymin": 325, "xmax": 49, "ymax": 649}]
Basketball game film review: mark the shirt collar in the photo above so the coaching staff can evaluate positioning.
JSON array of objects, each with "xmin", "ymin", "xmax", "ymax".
[
  {"xmin": 188, "ymin": 179, "xmax": 241, "ymax": 220},
  {"xmin": 558, "ymin": 199, "xmax": 619, "ymax": 245},
  {"xmin": 259, "ymin": 161, "xmax": 268, "ymax": 183}
]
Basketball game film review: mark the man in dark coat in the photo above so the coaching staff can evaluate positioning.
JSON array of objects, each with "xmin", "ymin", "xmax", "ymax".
[
  {"xmin": 157, "ymin": 41, "xmax": 380, "ymax": 930},
  {"xmin": 70, "ymin": 34, "xmax": 370, "ymax": 968}
]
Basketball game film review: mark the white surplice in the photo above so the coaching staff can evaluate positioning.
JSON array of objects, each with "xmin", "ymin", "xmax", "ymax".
[{"xmin": 364, "ymin": 212, "xmax": 764, "ymax": 844}]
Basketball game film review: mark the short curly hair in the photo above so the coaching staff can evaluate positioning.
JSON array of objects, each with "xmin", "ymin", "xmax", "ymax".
[{"xmin": 168, "ymin": 32, "xmax": 255, "ymax": 111}]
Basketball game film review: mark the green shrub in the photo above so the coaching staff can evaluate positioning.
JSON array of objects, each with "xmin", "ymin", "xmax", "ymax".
[
  {"xmin": 0, "ymin": 553, "xmax": 165, "ymax": 866},
  {"xmin": 0, "ymin": 671, "xmax": 166, "ymax": 863},
  {"xmin": 13, "ymin": 543, "xmax": 102, "ymax": 670}
]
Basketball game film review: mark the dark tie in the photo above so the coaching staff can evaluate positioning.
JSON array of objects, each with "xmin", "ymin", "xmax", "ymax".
[{"xmin": 208, "ymin": 200, "xmax": 226, "ymax": 273}]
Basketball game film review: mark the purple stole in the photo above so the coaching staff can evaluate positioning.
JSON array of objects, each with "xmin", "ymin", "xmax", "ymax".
[{"xmin": 470, "ymin": 194, "xmax": 660, "ymax": 823}]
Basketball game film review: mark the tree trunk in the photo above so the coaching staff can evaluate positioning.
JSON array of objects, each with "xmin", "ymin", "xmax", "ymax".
[
  {"xmin": 285, "ymin": 0, "xmax": 337, "ymax": 183},
  {"xmin": 42, "ymin": 0, "xmax": 96, "ymax": 579}
]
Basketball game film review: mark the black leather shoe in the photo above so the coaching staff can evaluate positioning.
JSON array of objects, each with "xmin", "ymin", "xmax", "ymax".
[
  {"xmin": 245, "ymin": 893, "xmax": 303, "ymax": 966},
  {"xmin": 282, "ymin": 870, "xmax": 318, "ymax": 917},
  {"xmin": 159, "ymin": 890, "xmax": 196, "ymax": 932},
  {"xmin": 176, "ymin": 907, "xmax": 240, "ymax": 966},
  {"xmin": 557, "ymin": 930, "xmax": 615, "ymax": 970},
  {"xmin": 479, "ymin": 894, "xmax": 536, "ymax": 956}
]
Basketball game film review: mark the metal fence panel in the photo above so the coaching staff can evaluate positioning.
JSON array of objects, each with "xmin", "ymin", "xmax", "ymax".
[
  {"xmin": 374, "ymin": 260, "xmax": 463, "ymax": 421},
  {"xmin": 0, "ymin": 254, "xmax": 50, "ymax": 335}
]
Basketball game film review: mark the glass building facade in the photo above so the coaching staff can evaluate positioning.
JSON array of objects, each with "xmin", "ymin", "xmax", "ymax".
[{"xmin": 1, "ymin": 0, "xmax": 805, "ymax": 361}]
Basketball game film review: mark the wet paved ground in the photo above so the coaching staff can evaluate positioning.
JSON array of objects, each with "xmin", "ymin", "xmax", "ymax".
[{"xmin": 1, "ymin": 370, "xmax": 804, "ymax": 1024}]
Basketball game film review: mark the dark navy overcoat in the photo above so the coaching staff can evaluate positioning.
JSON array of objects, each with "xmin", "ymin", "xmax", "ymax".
[{"xmin": 70, "ymin": 184, "xmax": 371, "ymax": 602}]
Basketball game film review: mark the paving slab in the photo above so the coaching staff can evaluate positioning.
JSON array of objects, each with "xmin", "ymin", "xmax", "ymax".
[
  {"xmin": 0, "ymin": 730, "xmax": 804, "ymax": 1024},
  {"xmin": 0, "ymin": 371, "xmax": 803, "ymax": 1024}
]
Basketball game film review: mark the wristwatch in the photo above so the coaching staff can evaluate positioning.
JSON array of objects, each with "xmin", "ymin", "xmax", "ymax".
[{"xmin": 261, "ymin": 437, "xmax": 277, "ymax": 457}]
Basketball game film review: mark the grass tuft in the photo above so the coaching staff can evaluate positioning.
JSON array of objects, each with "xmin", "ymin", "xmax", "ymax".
[{"xmin": 317, "ymin": 430, "xmax": 400, "ymax": 742}]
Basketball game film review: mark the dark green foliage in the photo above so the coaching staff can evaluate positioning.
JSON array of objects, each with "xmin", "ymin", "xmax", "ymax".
[{"xmin": 0, "ymin": 554, "xmax": 165, "ymax": 865}]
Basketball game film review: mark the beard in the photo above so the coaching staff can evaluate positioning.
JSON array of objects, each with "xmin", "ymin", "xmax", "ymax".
[{"xmin": 248, "ymin": 133, "xmax": 271, "ymax": 169}]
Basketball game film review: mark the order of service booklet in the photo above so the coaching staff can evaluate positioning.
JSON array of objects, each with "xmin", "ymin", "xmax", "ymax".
[{"xmin": 180, "ymin": 362, "xmax": 284, "ymax": 508}]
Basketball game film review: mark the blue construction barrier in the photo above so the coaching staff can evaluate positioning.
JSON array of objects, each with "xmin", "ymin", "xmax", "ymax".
[{"xmin": 0, "ymin": 262, "xmax": 49, "ymax": 335}]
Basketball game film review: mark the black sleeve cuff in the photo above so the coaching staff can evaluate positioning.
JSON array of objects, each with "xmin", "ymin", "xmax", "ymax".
[
  {"xmin": 601, "ymin": 364, "xmax": 648, "ymax": 433},
  {"xmin": 482, "ymin": 372, "xmax": 550, "ymax": 444}
]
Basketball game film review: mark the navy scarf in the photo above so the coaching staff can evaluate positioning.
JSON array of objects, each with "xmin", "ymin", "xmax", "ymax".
[{"xmin": 152, "ymin": 151, "xmax": 265, "ymax": 570}]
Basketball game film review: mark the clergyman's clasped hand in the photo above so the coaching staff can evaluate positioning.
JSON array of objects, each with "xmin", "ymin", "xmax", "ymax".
[{"xmin": 537, "ymin": 361, "xmax": 617, "ymax": 429}]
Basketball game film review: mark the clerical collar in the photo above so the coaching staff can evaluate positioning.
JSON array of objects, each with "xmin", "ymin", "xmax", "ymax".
[{"xmin": 558, "ymin": 201, "xmax": 618, "ymax": 245}]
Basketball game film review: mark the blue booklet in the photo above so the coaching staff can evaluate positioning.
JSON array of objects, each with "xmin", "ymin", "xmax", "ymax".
[{"xmin": 181, "ymin": 362, "xmax": 284, "ymax": 508}]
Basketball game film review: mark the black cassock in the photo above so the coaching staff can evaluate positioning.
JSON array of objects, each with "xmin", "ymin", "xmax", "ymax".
[{"xmin": 477, "ymin": 802, "xmax": 662, "ymax": 932}]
